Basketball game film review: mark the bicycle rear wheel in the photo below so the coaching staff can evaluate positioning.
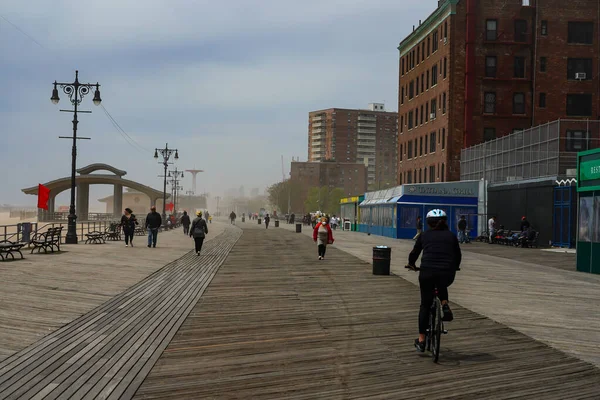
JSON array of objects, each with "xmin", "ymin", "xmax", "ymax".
[{"xmin": 432, "ymin": 297, "xmax": 442, "ymax": 363}]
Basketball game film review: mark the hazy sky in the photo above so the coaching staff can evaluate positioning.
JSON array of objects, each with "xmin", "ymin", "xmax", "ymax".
[{"xmin": 1, "ymin": 0, "xmax": 432, "ymax": 209}]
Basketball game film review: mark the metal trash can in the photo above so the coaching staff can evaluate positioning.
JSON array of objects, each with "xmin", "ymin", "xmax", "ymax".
[
  {"xmin": 296, "ymin": 223, "xmax": 302, "ymax": 233},
  {"xmin": 275, "ymin": 220, "xmax": 279, "ymax": 228},
  {"xmin": 258, "ymin": 218, "xmax": 262, "ymax": 225},
  {"xmin": 20, "ymin": 222, "xmax": 32, "ymax": 243},
  {"xmin": 373, "ymin": 246, "xmax": 391, "ymax": 275},
  {"xmin": 344, "ymin": 221, "xmax": 351, "ymax": 231}
]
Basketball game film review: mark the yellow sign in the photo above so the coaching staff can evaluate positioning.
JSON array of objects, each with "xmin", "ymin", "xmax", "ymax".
[{"xmin": 340, "ymin": 196, "xmax": 359, "ymax": 204}]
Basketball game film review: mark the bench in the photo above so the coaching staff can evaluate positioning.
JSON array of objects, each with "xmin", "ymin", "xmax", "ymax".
[
  {"xmin": 30, "ymin": 227, "xmax": 63, "ymax": 254},
  {"xmin": 105, "ymin": 223, "xmax": 122, "ymax": 241},
  {"xmin": 85, "ymin": 231, "xmax": 106, "ymax": 244},
  {"xmin": 0, "ymin": 240, "xmax": 25, "ymax": 261}
]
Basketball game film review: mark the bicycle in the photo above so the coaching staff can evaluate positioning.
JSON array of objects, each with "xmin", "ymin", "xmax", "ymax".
[{"xmin": 405, "ymin": 264, "xmax": 448, "ymax": 363}]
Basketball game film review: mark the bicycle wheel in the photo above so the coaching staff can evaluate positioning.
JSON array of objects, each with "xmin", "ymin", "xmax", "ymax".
[{"xmin": 432, "ymin": 297, "xmax": 442, "ymax": 363}]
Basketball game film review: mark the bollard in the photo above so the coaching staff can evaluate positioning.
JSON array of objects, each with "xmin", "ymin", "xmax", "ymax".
[
  {"xmin": 296, "ymin": 223, "xmax": 302, "ymax": 233},
  {"xmin": 275, "ymin": 220, "xmax": 279, "ymax": 228},
  {"xmin": 258, "ymin": 218, "xmax": 262, "ymax": 225},
  {"xmin": 372, "ymin": 246, "xmax": 391, "ymax": 275}
]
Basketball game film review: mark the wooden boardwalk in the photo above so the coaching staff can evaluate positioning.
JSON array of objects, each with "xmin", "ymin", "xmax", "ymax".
[
  {"xmin": 135, "ymin": 226, "xmax": 600, "ymax": 399},
  {"xmin": 0, "ymin": 228, "xmax": 241, "ymax": 399}
]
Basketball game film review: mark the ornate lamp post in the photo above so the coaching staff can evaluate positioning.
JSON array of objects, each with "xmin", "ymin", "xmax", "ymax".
[
  {"xmin": 50, "ymin": 70, "xmax": 102, "ymax": 244},
  {"xmin": 154, "ymin": 143, "xmax": 179, "ymax": 225},
  {"xmin": 169, "ymin": 167, "xmax": 184, "ymax": 213}
]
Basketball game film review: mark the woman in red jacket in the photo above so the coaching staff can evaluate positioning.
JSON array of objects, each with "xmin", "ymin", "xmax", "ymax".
[{"xmin": 313, "ymin": 216, "xmax": 334, "ymax": 260}]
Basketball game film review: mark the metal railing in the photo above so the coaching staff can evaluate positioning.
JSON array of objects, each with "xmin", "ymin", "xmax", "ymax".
[{"xmin": 0, "ymin": 221, "xmax": 122, "ymax": 243}]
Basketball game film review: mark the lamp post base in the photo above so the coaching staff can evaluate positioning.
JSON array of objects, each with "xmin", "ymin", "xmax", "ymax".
[{"xmin": 65, "ymin": 213, "xmax": 78, "ymax": 244}]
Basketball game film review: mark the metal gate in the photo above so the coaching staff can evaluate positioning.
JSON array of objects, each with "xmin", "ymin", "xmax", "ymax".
[{"xmin": 553, "ymin": 183, "xmax": 575, "ymax": 248}]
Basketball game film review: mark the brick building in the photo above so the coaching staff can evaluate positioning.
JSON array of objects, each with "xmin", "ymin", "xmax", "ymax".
[
  {"xmin": 290, "ymin": 161, "xmax": 368, "ymax": 212},
  {"xmin": 308, "ymin": 103, "xmax": 398, "ymax": 186},
  {"xmin": 397, "ymin": 0, "xmax": 600, "ymax": 183}
]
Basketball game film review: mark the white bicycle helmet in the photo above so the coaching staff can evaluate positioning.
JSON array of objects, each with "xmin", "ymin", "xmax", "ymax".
[{"xmin": 426, "ymin": 209, "xmax": 447, "ymax": 219}]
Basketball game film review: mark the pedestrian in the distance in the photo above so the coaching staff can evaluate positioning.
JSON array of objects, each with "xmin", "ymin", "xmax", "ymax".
[
  {"xmin": 189, "ymin": 211, "xmax": 209, "ymax": 256},
  {"xmin": 230, "ymin": 211, "xmax": 237, "ymax": 225},
  {"xmin": 457, "ymin": 215, "xmax": 470, "ymax": 244},
  {"xmin": 181, "ymin": 211, "xmax": 191, "ymax": 235},
  {"xmin": 145, "ymin": 206, "xmax": 162, "ymax": 248},
  {"xmin": 414, "ymin": 216, "xmax": 423, "ymax": 240},
  {"xmin": 520, "ymin": 216, "xmax": 530, "ymax": 232},
  {"xmin": 121, "ymin": 208, "xmax": 138, "ymax": 247},
  {"xmin": 264, "ymin": 214, "xmax": 271, "ymax": 229},
  {"xmin": 313, "ymin": 216, "xmax": 334, "ymax": 260}
]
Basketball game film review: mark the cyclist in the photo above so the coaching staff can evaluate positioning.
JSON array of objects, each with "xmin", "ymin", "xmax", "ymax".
[{"xmin": 407, "ymin": 209, "xmax": 462, "ymax": 353}]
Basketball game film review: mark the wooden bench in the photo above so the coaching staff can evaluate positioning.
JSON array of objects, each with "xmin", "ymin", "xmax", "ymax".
[
  {"xmin": 0, "ymin": 240, "xmax": 25, "ymax": 261},
  {"xmin": 85, "ymin": 231, "xmax": 106, "ymax": 244},
  {"xmin": 105, "ymin": 223, "xmax": 122, "ymax": 241},
  {"xmin": 30, "ymin": 227, "xmax": 63, "ymax": 254}
]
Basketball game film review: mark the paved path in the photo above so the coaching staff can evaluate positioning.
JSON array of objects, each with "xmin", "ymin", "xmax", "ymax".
[
  {"xmin": 0, "ymin": 223, "xmax": 225, "ymax": 361},
  {"xmin": 135, "ymin": 225, "xmax": 600, "ymax": 399},
  {"xmin": 0, "ymin": 226, "xmax": 240, "ymax": 399},
  {"xmin": 279, "ymin": 222, "xmax": 600, "ymax": 368}
]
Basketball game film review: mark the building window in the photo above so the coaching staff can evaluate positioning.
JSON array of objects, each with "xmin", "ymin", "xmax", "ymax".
[
  {"xmin": 484, "ymin": 92, "xmax": 496, "ymax": 113},
  {"xmin": 486, "ymin": 19, "xmax": 498, "ymax": 41},
  {"xmin": 401, "ymin": 58, "xmax": 405, "ymax": 75},
  {"xmin": 431, "ymin": 99, "xmax": 437, "ymax": 119},
  {"xmin": 431, "ymin": 65, "xmax": 438, "ymax": 85},
  {"xmin": 424, "ymin": 135, "xmax": 428, "ymax": 154},
  {"xmin": 539, "ymin": 92, "xmax": 547, "ymax": 108},
  {"xmin": 442, "ymin": 92, "xmax": 447, "ymax": 114},
  {"xmin": 426, "ymin": 70, "xmax": 430, "ymax": 88},
  {"xmin": 418, "ymin": 169, "xmax": 422, "ymax": 183},
  {"xmin": 442, "ymin": 128, "xmax": 446, "ymax": 150},
  {"xmin": 400, "ymin": 144, "xmax": 403, "ymax": 161},
  {"xmin": 443, "ymin": 57, "xmax": 447, "ymax": 78},
  {"xmin": 430, "ymin": 131, "xmax": 436, "ymax": 152},
  {"xmin": 417, "ymin": 47, "xmax": 420, "ymax": 65},
  {"xmin": 541, "ymin": 20, "xmax": 548, "ymax": 36},
  {"xmin": 566, "ymin": 94, "xmax": 593, "ymax": 116},
  {"xmin": 421, "ymin": 73, "xmax": 425, "ymax": 92},
  {"xmin": 427, "ymin": 37, "xmax": 431, "ymax": 56},
  {"xmin": 441, "ymin": 163, "xmax": 445, "ymax": 182},
  {"xmin": 540, "ymin": 57, "xmax": 547, "ymax": 72},
  {"xmin": 484, "ymin": 127, "xmax": 496, "ymax": 142},
  {"xmin": 419, "ymin": 137, "xmax": 423, "ymax": 156},
  {"xmin": 422, "ymin": 42, "xmax": 426, "ymax": 62},
  {"xmin": 567, "ymin": 58, "xmax": 593, "ymax": 80},
  {"xmin": 514, "ymin": 56, "xmax": 526, "ymax": 78},
  {"xmin": 433, "ymin": 31, "xmax": 439, "ymax": 52},
  {"xmin": 408, "ymin": 140, "xmax": 413, "ymax": 158},
  {"xmin": 420, "ymin": 105, "xmax": 424, "ymax": 125},
  {"xmin": 416, "ymin": 77, "xmax": 420, "ymax": 96},
  {"xmin": 485, "ymin": 56, "xmax": 497, "ymax": 77},
  {"xmin": 425, "ymin": 103, "xmax": 429, "ymax": 122},
  {"xmin": 444, "ymin": 21, "xmax": 448, "ymax": 39},
  {"xmin": 408, "ymin": 111, "xmax": 414, "ymax": 129},
  {"xmin": 401, "ymin": 87, "xmax": 404, "ymax": 105},
  {"xmin": 409, "ymin": 81, "xmax": 414, "ymax": 99},
  {"xmin": 568, "ymin": 22, "xmax": 594, "ymax": 44},
  {"xmin": 515, "ymin": 19, "xmax": 528, "ymax": 42},
  {"xmin": 415, "ymin": 108, "xmax": 419, "ymax": 126},
  {"xmin": 513, "ymin": 93, "xmax": 526, "ymax": 114},
  {"xmin": 566, "ymin": 130, "xmax": 589, "ymax": 152},
  {"xmin": 430, "ymin": 166, "xmax": 436, "ymax": 182},
  {"xmin": 400, "ymin": 115, "xmax": 404, "ymax": 133}
]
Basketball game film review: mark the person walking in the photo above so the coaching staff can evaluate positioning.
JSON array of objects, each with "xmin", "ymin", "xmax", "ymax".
[
  {"xmin": 413, "ymin": 216, "xmax": 423, "ymax": 240},
  {"xmin": 121, "ymin": 208, "xmax": 138, "ymax": 247},
  {"xmin": 264, "ymin": 213, "xmax": 271, "ymax": 229},
  {"xmin": 145, "ymin": 206, "xmax": 162, "ymax": 248},
  {"xmin": 181, "ymin": 211, "xmax": 191, "ymax": 235},
  {"xmin": 488, "ymin": 216, "xmax": 497, "ymax": 244},
  {"xmin": 457, "ymin": 215, "xmax": 470, "ymax": 244},
  {"xmin": 313, "ymin": 216, "xmax": 334, "ymax": 260},
  {"xmin": 230, "ymin": 211, "xmax": 237, "ymax": 225},
  {"xmin": 520, "ymin": 216, "xmax": 530, "ymax": 232},
  {"xmin": 189, "ymin": 211, "xmax": 209, "ymax": 256}
]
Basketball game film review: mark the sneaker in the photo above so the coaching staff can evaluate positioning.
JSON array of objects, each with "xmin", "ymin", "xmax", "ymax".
[
  {"xmin": 414, "ymin": 339, "xmax": 425, "ymax": 353},
  {"xmin": 147, "ymin": 245, "xmax": 151, "ymax": 248},
  {"xmin": 196, "ymin": 251, "xmax": 200, "ymax": 256},
  {"xmin": 442, "ymin": 304, "xmax": 454, "ymax": 322},
  {"xmin": 153, "ymin": 245, "xmax": 156, "ymax": 248},
  {"xmin": 125, "ymin": 244, "xmax": 128, "ymax": 247}
]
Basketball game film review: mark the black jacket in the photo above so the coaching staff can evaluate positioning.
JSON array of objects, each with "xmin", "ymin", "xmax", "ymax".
[
  {"xmin": 121, "ymin": 214, "xmax": 138, "ymax": 231},
  {"xmin": 190, "ymin": 217, "xmax": 208, "ymax": 238},
  {"xmin": 181, "ymin": 214, "xmax": 191, "ymax": 226},
  {"xmin": 409, "ymin": 229, "xmax": 462, "ymax": 272},
  {"xmin": 520, "ymin": 220, "xmax": 531, "ymax": 231},
  {"xmin": 458, "ymin": 219, "xmax": 467, "ymax": 231},
  {"xmin": 145, "ymin": 211, "xmax": 162, "ymax": 229}
]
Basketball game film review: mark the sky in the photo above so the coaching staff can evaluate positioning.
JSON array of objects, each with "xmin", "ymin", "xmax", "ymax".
[{"xmin": 0, "ymin": 0, "xmax": 433, "ymax": 210}]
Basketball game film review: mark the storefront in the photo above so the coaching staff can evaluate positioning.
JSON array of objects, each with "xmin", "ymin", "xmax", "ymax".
[
  {"xmin": 358, "ymin": 181, "xmax": 483, "ymax": 239},
  {"xmin": 576, "ymin": 149, "xmax": 600, "ymax": 274},
  {"xmin": 339, "ymin": 195, "xmax": 364, "ymax": 231}
]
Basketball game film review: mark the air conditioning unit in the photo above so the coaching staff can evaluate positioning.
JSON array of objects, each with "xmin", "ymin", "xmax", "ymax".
[
  {"xmin": 443, "ymin": 37, "xmax": 448, "ymax": 44},
  {"xmin": 430, "ymin": 113, "xmax": 436, "ymax": 120},
  {"xmin": 575, "ymin": 72, "xmax": 587, "ymax": 80}
]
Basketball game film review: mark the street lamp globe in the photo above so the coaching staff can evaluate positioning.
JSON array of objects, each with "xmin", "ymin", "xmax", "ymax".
[
  {"xmin": 51, "ymin": 82, "xmax": 60, "ymax": 104},
  {"xmin": 174, "ymin": 150, "xmax": 179, "ymax": 160},
  {"xmin": 92, "ymin": 84, "xmax": 102, "ymax": 106},
  {"xmin": 154, "ymin": 149, "xmax": 159, "ymax": 159}
]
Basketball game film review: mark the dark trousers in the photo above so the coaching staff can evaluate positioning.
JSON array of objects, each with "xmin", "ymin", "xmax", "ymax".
[
  {"xmin": 124, "ymin": 230, "xmax": 134, "ymax": 245},
  {"xmin": 318, "ymin": 244, "xmax": 327, "ymax": 257},
  {"xmin": 194, "ymin": 237, "xmax": 205, "ymax": 253},
  {"xmin": 418, "ymin": 270, "xmax": 456, "ymax": 334},
  {"xmin": 183, "ymin": 225, "xmax": 190, "ymax": 235}
]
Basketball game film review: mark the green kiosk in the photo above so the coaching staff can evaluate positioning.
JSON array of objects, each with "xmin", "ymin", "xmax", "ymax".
[
  {"xmin": 340, "ymin": 195, "xmax": 364, "ymax": 231},
  {"xmin": 576, "ymin": 148, "xmax": 600, "ymax": 274}
]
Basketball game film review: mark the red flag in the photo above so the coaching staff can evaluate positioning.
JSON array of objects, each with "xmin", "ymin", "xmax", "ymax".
[
  {"xmin": 166, "ymin": 202, "xmax": 174, "ymax": 212},
  {"xmin": 37, "ymin": 184, "xmax": 50, "ymax": 210}
]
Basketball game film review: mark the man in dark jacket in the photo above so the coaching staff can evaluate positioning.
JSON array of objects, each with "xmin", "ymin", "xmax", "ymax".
[
  {"xmin": 145, "ymin": 206, "xmax": 162, "ymax": 248},
  {"xmin": 181, "ymin": 211, "xmax": 191, "ymax": 235},
  {"xmin": 230, "ymin": 211, "xmax": 237, "ymax": 225},
  {"xmin": 457, "ymin": 215, "xmax": 469, "ymax": 243},
  {"xmin": 520, "ymin": 216, "xmax": 531, "ymax": 232}
]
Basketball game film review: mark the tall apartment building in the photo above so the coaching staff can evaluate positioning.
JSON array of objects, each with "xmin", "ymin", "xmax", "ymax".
[
  {"xmin": 397, "ymin": 0, "xmax": 600, "ymax": 183},
  {"xmin": 308, "ymin": 103, "xmax": 398, "ymax": 185}
]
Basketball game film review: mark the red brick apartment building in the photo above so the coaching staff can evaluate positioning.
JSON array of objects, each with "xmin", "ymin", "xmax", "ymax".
[
  {"xmin": 397, "ymin": 0, "xmax": 600, "ymax": 183},
  {"xmin": 308, "ymin": 103, "xmax": 398, "ymax": 186}
]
